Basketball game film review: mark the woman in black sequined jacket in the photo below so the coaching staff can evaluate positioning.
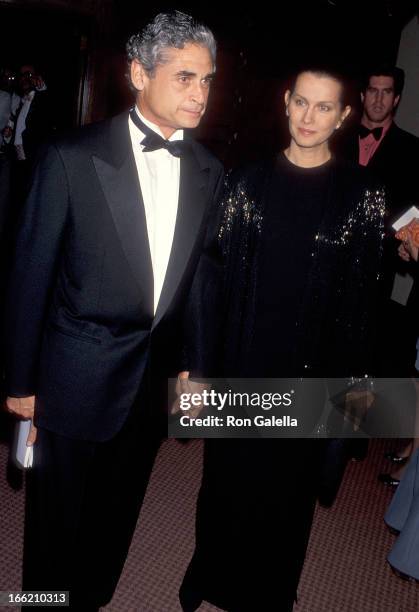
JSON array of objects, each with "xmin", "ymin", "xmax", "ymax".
[{"xmin": 180, "ymin": 67, "xmax": 386, "ymax": 612}]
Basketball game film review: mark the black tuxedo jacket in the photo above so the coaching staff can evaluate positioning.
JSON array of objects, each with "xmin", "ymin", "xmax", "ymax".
[
  {"xmin": 334, "ymin": 122, "xmax": 419, "ymax": 221},
  {"xmin": 4, "ymin": 111, "xmax": 223, "ymax": 441}
]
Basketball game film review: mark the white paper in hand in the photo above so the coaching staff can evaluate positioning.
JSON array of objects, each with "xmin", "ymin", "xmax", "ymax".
[
  {"xmin": 392, "ymin": 206, "xmax": 419, "ymax": 231},
  {"xmin": 13, "ymin": 420, "xmax": 34, "ymax": 469}
]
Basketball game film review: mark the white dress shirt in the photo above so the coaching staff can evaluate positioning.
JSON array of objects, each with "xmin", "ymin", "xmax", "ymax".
[
  {"xmin": 128, "ymin": 107, "xmax": 183, "ymax": 314},
  {"xmin": 14, "ymin": 91, "xmax": 35, "ymax": 143},
  {"xmin": 13, "ymin": 81, "xmax": 48, "ymax": 159}
]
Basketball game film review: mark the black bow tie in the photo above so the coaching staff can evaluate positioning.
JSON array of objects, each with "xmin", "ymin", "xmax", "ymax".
[
  {"xmin": 129, "ymin": 109, "xmax": 189, "ymax": 158},
  {"xmin": 359, "ymin": 125, "xmax": 383, "ymax": 141}
]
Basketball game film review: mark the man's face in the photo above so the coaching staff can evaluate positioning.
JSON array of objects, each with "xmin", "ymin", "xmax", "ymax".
[
  {"xmin": 131, "ymin": 43, "xmax": 215, "ymax": 139},
  {"xmin": 284, "ymin": 72, "xmax": 351, "ymax": 151},
  {"xmin": 18, "ymin": 65, "xmax": 36, "ymax": 94},
  {"xmin": 362, "ymin": 75, "xmax": 399, "ymax": 124}
]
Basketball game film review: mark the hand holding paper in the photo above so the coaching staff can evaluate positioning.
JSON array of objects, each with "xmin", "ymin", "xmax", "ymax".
[
  {"xmin": 395, "ymin": 218, "xmax": 419, "ymax": 245},
  {"xmin": 396, "ymin": 218, "xmax": 419, "ymax": 263},
  {"xmin": 392, "ymin": 205, "xmax": 419, "ymax": 264},
  {"xmin": 5, "ymin": 395, "xmax": 38, "ymax": 445}
]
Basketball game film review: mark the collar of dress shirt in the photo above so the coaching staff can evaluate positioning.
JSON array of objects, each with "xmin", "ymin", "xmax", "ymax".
[
  {"xmin": 134, "ymin": 105, "xmax": 183, "ymax": 142},
  {"xmin": 360, "ymin": 116, "xmax": 393, "ymax": 141}
]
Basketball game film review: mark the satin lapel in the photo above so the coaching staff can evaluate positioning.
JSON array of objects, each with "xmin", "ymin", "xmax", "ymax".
[
  {"xmin": 152, "ymin": 146, "xmax": 209, "ymax": 328},
  {"xmin": 92, "ymin": 115, "xmax": 153, "ymax": 301}
]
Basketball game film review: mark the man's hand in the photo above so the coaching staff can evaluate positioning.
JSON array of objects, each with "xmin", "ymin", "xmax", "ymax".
[
  {"xmin": 32, "ymin": 75, "xmax": 47, "ymax": 92},
  {"xmin": 171, "ymin": 371, "xmax": 192, "ymax": 416},
  {"xmin": 5, "ymin": 395, "xmax": 35, "ymax": 419},
  {"xmin": 171, "ymin": 371, "xmax": 210, "ymax": 419},
  {"xmin": 5, "ymin": 396, "xmax": 37, "ymax": 445}
]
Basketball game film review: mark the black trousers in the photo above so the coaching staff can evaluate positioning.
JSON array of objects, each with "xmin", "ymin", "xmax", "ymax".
[{"xmin": 22, "ymin": 396, "xmax": 163, "ymax": 610}]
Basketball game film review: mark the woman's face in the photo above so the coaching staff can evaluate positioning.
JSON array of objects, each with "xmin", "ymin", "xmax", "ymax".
[{"xmin": 284, "ymin": 72, "xmax": 350, "ymax": 151}]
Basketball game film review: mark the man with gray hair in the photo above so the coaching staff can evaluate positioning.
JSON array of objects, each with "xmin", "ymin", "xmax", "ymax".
[{"xmin": 4, "ymin": 11, "xmax": 222, "ymax": 609}]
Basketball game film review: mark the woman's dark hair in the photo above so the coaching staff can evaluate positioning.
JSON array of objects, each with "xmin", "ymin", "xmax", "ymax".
[{"xmin": 361, "ymin": 64, "xmax": 404, "ymax": 97}]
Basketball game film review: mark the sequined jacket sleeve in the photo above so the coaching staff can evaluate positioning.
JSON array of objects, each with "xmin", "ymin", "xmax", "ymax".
[
  {"xmin": 304, "ymin": 179, "xmax": 386, "ymax": 377},
  {"xmin": 216, "ymin": 163, "xmax": 272, "ymax": 374}
]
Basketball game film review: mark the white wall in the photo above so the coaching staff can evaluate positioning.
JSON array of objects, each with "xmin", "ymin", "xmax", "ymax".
[{"xmin": 396, "ymin": 15, "xmax": 419, "ymax": 137}]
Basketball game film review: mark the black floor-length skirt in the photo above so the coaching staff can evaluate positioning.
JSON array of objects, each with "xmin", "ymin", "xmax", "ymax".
[{"xmin": 181, "ymin": 437, "xmax": 325, "ymax": 611}]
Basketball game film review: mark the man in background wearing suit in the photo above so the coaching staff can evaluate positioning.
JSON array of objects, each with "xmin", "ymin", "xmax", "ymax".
[
  {"xmin": 7, "ymin": 64, "xmax": 55, "ymax": 212},
  {"xmin": 356, "ymin": 65, "xmax": 419, "ymax": 220},
  {"xmin": 359, "ymin": 66, "xmax": 419, "ymax": 360},
  {"xmin": 336, "ymin": 65, "xmax": 419, "ymax": 221},
  {"xmin": 12, "ymin": 64, "xmax": 52, "ymax": 163},
  {"xmin": 4, "ymin": 11, "xmax": 223, "ymax": 610}
]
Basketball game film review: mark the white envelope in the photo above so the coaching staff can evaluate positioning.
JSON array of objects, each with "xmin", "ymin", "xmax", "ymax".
[
  {"xmin": 392, "ymin": 205, "xmax": 419, "ymax": 231},
  {"xmin": 12, "ymin": 419, "xmax": 34, "ymax": 469}
]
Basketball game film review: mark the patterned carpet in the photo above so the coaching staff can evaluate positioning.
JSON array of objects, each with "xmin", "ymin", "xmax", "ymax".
[{"xmin": 0, "ymin": 416, "xmax": 418, "ymax": 611}]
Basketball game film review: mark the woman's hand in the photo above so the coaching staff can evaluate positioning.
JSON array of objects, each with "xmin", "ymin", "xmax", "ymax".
[{"xmin": 396, "ymin": 219, "xmax": 419, "ymax": 263}]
